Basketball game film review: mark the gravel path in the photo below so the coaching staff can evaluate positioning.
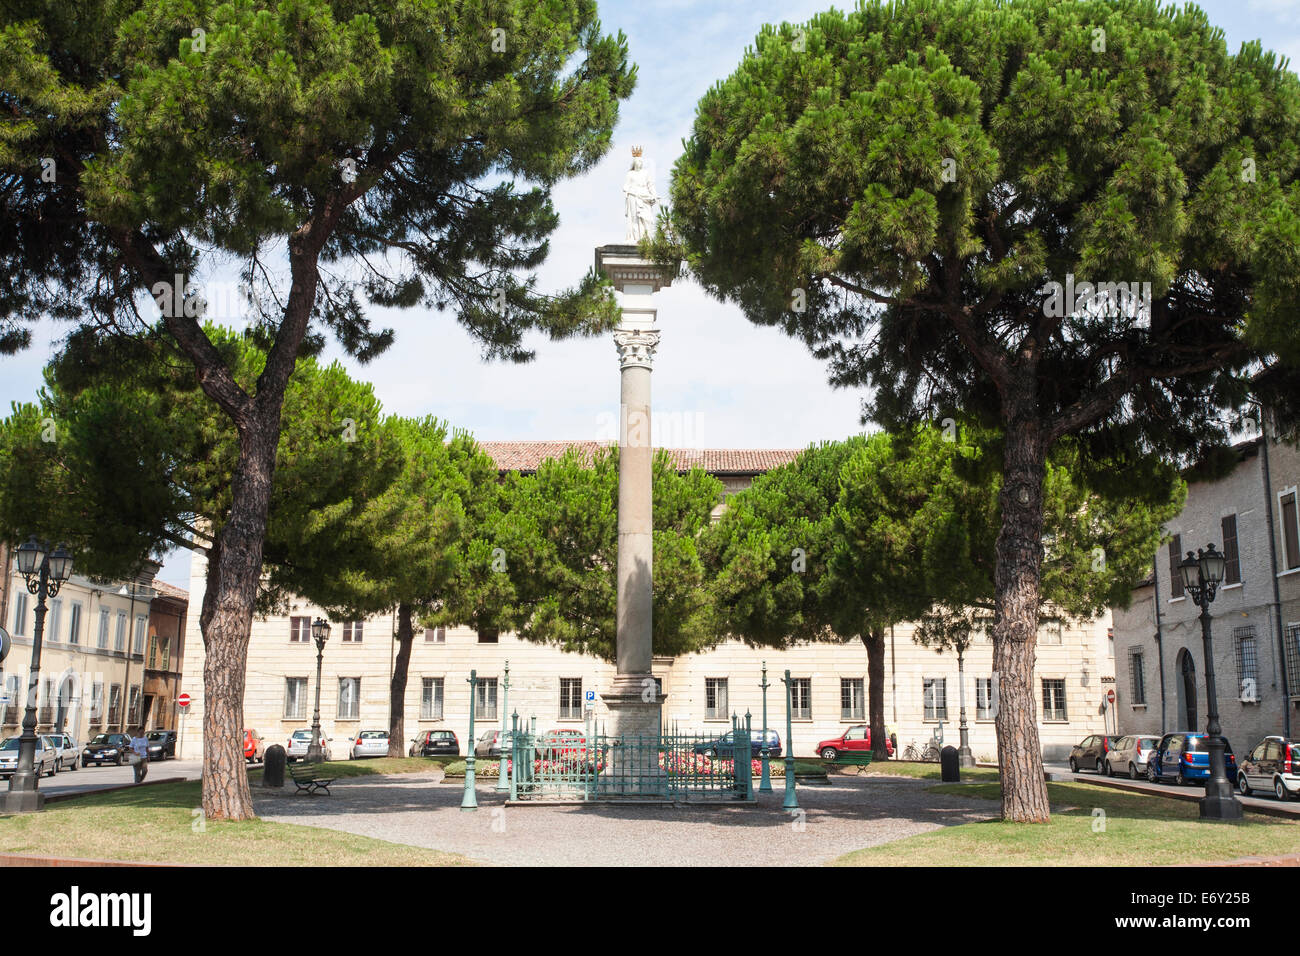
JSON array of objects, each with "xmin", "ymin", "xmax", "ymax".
[{"xmin": 253, "ymin": 771, "xmax": 994, "ymax": 866}]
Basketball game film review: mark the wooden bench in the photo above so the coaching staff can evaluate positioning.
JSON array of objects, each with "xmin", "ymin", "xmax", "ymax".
[
  {"xmin": 289, "ymin": 762, "xmax": 337, "ymax": 795},
  {"xmin": 822, "ymin": 751, "xmax": 875, "ymax": 775}
]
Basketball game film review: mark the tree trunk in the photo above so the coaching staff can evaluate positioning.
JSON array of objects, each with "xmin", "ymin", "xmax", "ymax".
[
  {"xmin": 863, "ymin": 628, "xmax": 888, "ymax": 759},
  {"xmin": 991, "ymin": 415, "xmax": 1052, "ymax": 822},
  {"xmin": 200, "ymin": 427, "xmax": 280, "ymax": 821},
  {"xmin": 389, "ymin": 603, "xmax": 414, "ymax": 757}
]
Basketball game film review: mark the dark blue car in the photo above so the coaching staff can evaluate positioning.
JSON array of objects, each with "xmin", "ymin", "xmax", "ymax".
[
  {"xmin": 692, "ymin": 729, "xmax": 781, "ymax": 759},
  {"xmin": 1147, "ymin": 732, "xmax": 1236, "ymax": 785}
]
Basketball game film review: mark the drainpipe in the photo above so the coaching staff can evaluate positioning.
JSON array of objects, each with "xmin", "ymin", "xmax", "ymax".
[
  {"xmin": 1152, "ymin": 556, "xmax": 1167, "ymax": 736},
  {"xmin": 889, "ymin": 624, "xmax": 897, "ymax": 726},
  {"xmin": 1258, "ymin": 412, "xmax": 1291, "ymax": 738}
]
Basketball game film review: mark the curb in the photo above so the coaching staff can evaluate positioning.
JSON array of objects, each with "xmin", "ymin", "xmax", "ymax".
[
  {"xmin": 43, "ymin": 776, "xmax": 188, "ymax": 804},
  {"xmin": 1060, "ymin": 774, "xmax": 1300, "ymax": 819},
  {"xmin": 0, "ymin": 852, "xmax": 191, "ymax": 867}
]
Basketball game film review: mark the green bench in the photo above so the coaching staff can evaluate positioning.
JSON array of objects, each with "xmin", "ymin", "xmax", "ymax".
[
  {"xmin": 289, "ymin": 762, "xmax": 337, "ymax": 795},
  {"xmin": 821, "ymin": 751, "xmax": 875, "ymax": 774}
]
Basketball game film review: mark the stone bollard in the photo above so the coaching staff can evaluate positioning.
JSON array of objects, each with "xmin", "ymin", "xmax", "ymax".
[
  {"xmin": 263, "ymin": 744, "xmax": 287, "ymax": 788},
  {"xmin": 940, "ymin": 745, "xmax": 960, "ymax": 783}
]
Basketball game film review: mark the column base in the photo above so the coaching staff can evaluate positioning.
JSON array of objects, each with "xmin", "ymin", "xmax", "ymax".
[
  {"xmin": 1199, "ymin": 790, "xmax": 1244, "ymax": 821},
  {"xmin": 957, "ymin": 746, "xmax": 976, "ymax": 769},
  {"xmin": 600, "ymin": 683, "xmax": 666, "ymax": 797},
  {"xmin": 3, "ymin": 788, "xmax": 45, "ymax": 814}
]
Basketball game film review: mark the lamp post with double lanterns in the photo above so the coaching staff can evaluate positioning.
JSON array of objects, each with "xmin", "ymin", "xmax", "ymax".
[
  {"xmin": 4, "ymin": 538, "xmax": 73, "ymax": 813},
  {"xmin": 1177, "ymin": 544, "xmax": 1243, "ymax": 821},
  {"xmin": 307, "ymin": 618, "xmax": 331, "ymax": 764}
]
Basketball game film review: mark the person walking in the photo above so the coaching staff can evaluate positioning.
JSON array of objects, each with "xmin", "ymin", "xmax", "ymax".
[{"xmin": 129, "ymin": 728, "xmax": 149, "ymax": 783}]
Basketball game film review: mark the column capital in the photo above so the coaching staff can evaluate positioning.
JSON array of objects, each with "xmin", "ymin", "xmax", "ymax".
[{"xmin": 614, "ymin": 327, "xmax": 661, "ymax": 370}]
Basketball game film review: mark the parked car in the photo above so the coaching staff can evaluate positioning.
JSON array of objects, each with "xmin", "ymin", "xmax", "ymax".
[
  {"xmin": 692, "ymin": 729, "xmax": 781, "ymax": 759},
  {"xmin": 1237, "ymin": 735, "xmax": 1300, "ymax": 801},
  {"xmin": 286, "ymin": 728, "xmax": 332, "ymax": 762},
  {"xmin": 1147, "ymin": 732, "xmax": 1237, "ymax": 785},
  {"xmin": 474, "ymin": 729, "xmax": 503, "ymax": 759},
  {"xmin": 1106, "ymin": 734, "xmax": 1160, "ymax": 778},
  {"xmin": 540, "ymin": 729, "xmax": 587, "ymax": 758},
  {"xmin": 0, "ymin": 735, "xmax": 59, "ymax": 778},
  {"xmin": 82, "ymin": 732, "xmax": 131, "ymax": 767},
  {"xmin": 146, "ymin": 729, "xmax": 177, "ymax": 761},
  {"xmin": 350, "ymin": 730, "xmax": 390, "ymax": 759},
  {"xmin": 243, "ymin": 729, "xmax": 266, "ymax": 763},
  {"xmin": 43, "ymin": 733, "xmax": 81, "ymax": 772},
  {"xmin": 410, "ymin": 729, "xmax": 459, "ymax": 757},
  {"xmin": 1069, "ymin": 734, "xmax": 1121, "ymax": 774},
  {"xmin": 816, "ymin": 725, "xmax": 886, "ymax": 760}
]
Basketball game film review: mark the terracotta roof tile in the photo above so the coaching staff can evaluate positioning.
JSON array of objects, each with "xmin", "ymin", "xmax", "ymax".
[{"xmin": 478, "ymin": 441, "xmax": 801, "ymax": 475}]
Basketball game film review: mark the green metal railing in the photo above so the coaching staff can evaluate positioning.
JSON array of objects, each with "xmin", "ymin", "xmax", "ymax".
[{"xmin": 507, "ymin": 712, "xmax": 755, "ymax": 803}]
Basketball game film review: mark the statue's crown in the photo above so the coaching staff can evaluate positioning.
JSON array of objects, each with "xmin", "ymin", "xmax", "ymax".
[{"xmin": 631, "ymin": 146, "xmax": 643, "ymax": 157}]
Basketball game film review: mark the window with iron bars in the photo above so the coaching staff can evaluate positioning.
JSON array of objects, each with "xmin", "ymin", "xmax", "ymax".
[
  {"xmin": 476, "ymin": 678, "xmax": 498, "ymax": 720},
  {"xmin": 1288, "ymin": 624, "xmax": 1300, "ymax": 699},
  {"xmin": 1234, "ymin": 627, "xmax": 1259, "ymax": 700},
  {"xmin": 421, "ymin": 677, "xmax": 443, "ymax": 720},
  {"xmin": 975, "ymin": 677, "xmax": 994, "ymax": 719},
  {"xmin": 107, "ymin": 684, "xmax": 122, "ymax": 727},
  {"xmin": 791, "ymin": 678, "xmax": 811, "ymax": 719},
  {"xmin": 1129, "ymin": 650, "xmax": 1146, "ymax": 706},
  {"xmin": 559, "ymin": 678, "xmax": 583, "ymax": 719},
  {"xmin": 923, "ymin": 678, "xmax": 947, "ymax": 721},
  {"xmin": 1042, "ymin": 679, "xmax": 1068, "ymax": 721},
  {"xmin": 704, "ymin": 678, "xmax": 728, "ymax": 719},
  {"xmin": 38, "ymin": 677, "xmax": 54, "ymax": 725},
  {"xmin": 840, "ymin": 678, "xmax": 864, "ymax": 720}
]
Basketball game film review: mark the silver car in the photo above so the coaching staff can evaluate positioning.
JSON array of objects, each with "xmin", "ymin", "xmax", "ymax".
[
  {"xmin": 286, "ymin": 728, "xmax": 331, "ymax": 762},
  {"xmin": 349, "ymin": 730, "xmax": 390, "ymax": 759},
  {"xmin": 0, "ymin": 735, "xmax": 59, "ymax": 778},
  {"xmin": 1106, "ymin": 734, "xmax": 1160, "ymax": 779},
  {"xmin": 42, "ymin": 733, "xmax": 81, "ymax": 772}
]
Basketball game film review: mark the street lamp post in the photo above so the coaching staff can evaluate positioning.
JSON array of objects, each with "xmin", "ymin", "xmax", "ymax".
[
  {"xmin": 4, "ymin": 538, "xmax": 73, "ymax": 814},
  {"xmin": 496, "ymin": 661, "xmax": 511, "ymax": 793},
  {"xmin": 956, "ymin": 646, "xmax": 975, "ymax": 768},
  {"xmin": 462, "ymin": 670, "xmax": 478, "ymax": 810},
  {"xmin": 1178, "ymin": 544, "xmax": 1243, "ymax": 821},
  {"xmin": 781, "ymin": 669, "xmax": 798, "ymax": 811},
  {"xmin": 759, "ymin": 661, "xmax": 772, "ymax": 793},
  {"xmin": 307, "ymin": 618, "xmax": 330, "ymax": 764}
]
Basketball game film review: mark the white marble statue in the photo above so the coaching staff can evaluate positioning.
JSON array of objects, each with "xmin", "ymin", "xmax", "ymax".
[{"xmin": 623, "ymin": 151, "xmax": 657, "ymax": 242}]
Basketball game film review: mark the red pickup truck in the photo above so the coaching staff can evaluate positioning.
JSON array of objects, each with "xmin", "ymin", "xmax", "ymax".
[{"xmin": 816, "ymin": 725, "xmax": 893, "ymax": 760}]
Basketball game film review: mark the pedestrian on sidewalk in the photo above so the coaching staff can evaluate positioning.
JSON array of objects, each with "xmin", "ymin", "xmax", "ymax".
[{"xmin": 129, "ymin": 728, "xmax": 149, "ymax": 783}]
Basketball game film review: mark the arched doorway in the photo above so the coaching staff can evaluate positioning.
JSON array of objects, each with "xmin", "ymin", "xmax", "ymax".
[{"xmin": 1176, "ymin": 648, "xmax": 1197, "ymax": 731}]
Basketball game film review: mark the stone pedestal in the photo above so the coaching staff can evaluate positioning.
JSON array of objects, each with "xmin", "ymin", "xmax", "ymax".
[
  {"xmin": 3, "ymin": 787, "xmax": 45, "ymax": 814},
  {"xmin": 595, "ymin": 245, "xmax": 673, "ymax": 744}
]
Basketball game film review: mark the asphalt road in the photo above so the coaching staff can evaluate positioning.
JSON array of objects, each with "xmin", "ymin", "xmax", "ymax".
[
  {"xmin": 12, "ymin": 758, "xmax": 206, "ymax": 799},
  {"xmin": 1043, "ymin": 760, "xmax": 1300, "ymax": 816}
]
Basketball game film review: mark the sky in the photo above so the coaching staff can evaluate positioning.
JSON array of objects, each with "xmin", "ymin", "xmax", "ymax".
[{"xmin": 2, "ymin": 0, "xmax": 1296, "ymax": 588}]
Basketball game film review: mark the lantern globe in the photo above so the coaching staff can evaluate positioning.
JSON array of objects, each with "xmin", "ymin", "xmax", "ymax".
[
  {"xmin": 1200, "ymin": 544, "xmax": 1227, "ymax": 586},
  {"xmin": 312, "ymin": 618, "xmax": 331, "ymax": 643},
  {"xmin": 15, "ymin": 537, "xmax": 43, "ymax": 576},
  {"xmin": 1178, "ymin": 552, "xmax": 1200, "ymax": 592}
]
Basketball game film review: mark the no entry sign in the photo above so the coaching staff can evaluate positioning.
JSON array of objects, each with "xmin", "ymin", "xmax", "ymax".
[
  {"xmin": 178, "ymin": 693, "xmax": 191, "ymax": 708},
  {"xmin": 1106, "ymin": 689, "xmax": 1116, "ymax": 704}
]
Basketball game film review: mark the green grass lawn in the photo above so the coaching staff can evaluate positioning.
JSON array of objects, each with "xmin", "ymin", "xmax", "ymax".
[
  {"xmin": 833, "ymin": 780, "xmax": 1300, "ymax": 866},
  {"xmin": 862, "ymin": 761, "xmax": 1002, "ymax": 783},
  {"xmin": 251, "ymin": 756, "xmax": 441, "ymax": 782},
  {"xmin": 0, "ymin": 772, "xmax": 472, "ymax": 867}
]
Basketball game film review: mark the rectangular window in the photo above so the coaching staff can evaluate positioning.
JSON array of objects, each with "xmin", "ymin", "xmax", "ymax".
[
  {"xmin": 923, "ymin": 678, "xmax": 948, "ymax": 721},
  {"xmin": 47, "ymin": 599, "xmax": 62, "ymax": 643},
  {"xmin": 1169, "ymin": 535, "xmax": 1185, "ymax": 598},
  {"xmin": 289, "ymin": 616, "xmax": 311, "ymax": 643},
  {"xmin": 342, "ymin": 621, "xmax": 363, "ymax": 643},
  {"xmin": 114, "ymin": 611, "xmax": 126, "ymax": 652},
  {"xmin": 89, "ymin": 682, "xmax": 103, "ymax": 725},
  {"xmin": 424, "ymin": 627, "xmax": 446, "ymax": 643},
  {"xmin": 1129, "ymin": 650, "xmax": 1147, "ymax": 706},
  {"xmin": 158, "ymin": 637, "xmax": 170, "ymax": 670},
  {"xmin": 97, "ymin": 609, "xmax": 110, "ymax": 648},
  {"xmin": 840, "ymin": 678, "xmax": 865, "ymax": 720},
  {"xmin": 337, "ymin": 678, "xmax": 360, "ymax": 720},
  {"xmin": 148, "ymin": 636, "xmax": 158, "ymax": 670},
  {"xmin": 791, "ymin": 678, "xmax": 812, "ymax": 719},
  {"xmin": 1, "ymin": 673, "xmax": 21, "ymax": 724},
  {"xmin": 1042, "ymin": 679, "xmax": 1068, "ymax": 721},
  {"xmin": 975, "ymin": 677, "xmax": 993, "ymax": 719},
  {"xmin": 1107, "ymin": 627, "xmax": 1115, "ymax": 659},
  {"xmin": 11, "ymin": 590, "xmax": 26, "ymax": 637},
  {"xmin": 1040, "ymin": 619, "xmax": 1063, "ymax": 645},
  {"xmin": 421, "ymin": 678, "xmax": 444, "ymax": 720},
  {"xmin": 133, "ymin": 615, "xmax": 147, "ymax": 655},
  {"xmin": 127, "ymin": 685, "xmax": 141, "ymax": 725},
  {"xmin": 1281, "ymin": 490, "xmax": 1300, "ymax": 571},
  {"xmin": 704, "ymin": 677, "xmax": 729, "ymax": 720},
  {"xmin": 1222, "ymin": 514, "xmax": 1241, "ymax": 585},
  {"xmin": 1287, "ymin": 624, "xmax": 1300, "ymax": 699},
  {"xmin": 559, "ymin": 678, "xmax": 583, "ymax": 719},
  {"xmin": 1234, "ymin": 627, "xmax": 1259, "ymax": 700},
  {"xmin": 68, "ymin": 602, "xmax": 81, "ymax": 645},
  {"xmin": 283, "ymin": 678, "xmax": 307, "ymax": 719},
  {"xmin": 476, "ymin": 677, "xmax": 498, "ymax": 720},
  {"xmin": 38, "ymin": 677, "xmax": 53, "ymax": 724},
  {"xmin": 477, "ymin": 628, "xmax": 499, "ymax": 644},
  {"xmin": 107, "ymin": 684, "xmax": 122, "ymax": 726}
]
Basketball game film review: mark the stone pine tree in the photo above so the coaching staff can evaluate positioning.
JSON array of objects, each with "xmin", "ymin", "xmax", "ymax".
[
  {"xmin": 1, "ymin": 0, "xmax": 634, "ymax": 818},
  {"xmin": 663, "ymin": 0, "xmax": 1300, "ymax": 820},
  {"xmin": 482, "ymin": 447, "xmax": 721, "ymax": 661},
  {"xmin": 266, "ymin": 419, "xmax": 500, "ymax": 758}
]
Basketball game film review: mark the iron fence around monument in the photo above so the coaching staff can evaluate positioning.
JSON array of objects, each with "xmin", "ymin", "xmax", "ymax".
[{"xmin": 506, "ymin": 713, "xmax": 755, "ymax": 804}]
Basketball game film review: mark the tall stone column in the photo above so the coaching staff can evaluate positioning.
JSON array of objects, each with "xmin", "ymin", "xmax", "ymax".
[{"xmin": 594, "ymin": 245, "xmax": 673, "ymax": 748}]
